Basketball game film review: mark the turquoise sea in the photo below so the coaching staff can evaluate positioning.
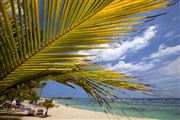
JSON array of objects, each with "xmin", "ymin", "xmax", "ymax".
[{"xmin": 55, "ymin": 98, "xmax": 180, "ymax": 120}]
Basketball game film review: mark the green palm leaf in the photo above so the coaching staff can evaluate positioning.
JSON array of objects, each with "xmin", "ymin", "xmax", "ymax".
[{"xmin": 0, "ymin": 0, "xmax": 168, "ymax": 107}]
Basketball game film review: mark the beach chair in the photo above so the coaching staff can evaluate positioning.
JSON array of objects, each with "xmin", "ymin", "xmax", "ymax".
[
  {"xmin": 36, "ymin": 109, "xmax": 44, "ymax": 116},
  {"xmin": 28, "ymin": 109, "xmax": 35, "ymax": 116},
  {"xmin": 20, "ymin": 107, "xmax": 31, "ymax": 111}
]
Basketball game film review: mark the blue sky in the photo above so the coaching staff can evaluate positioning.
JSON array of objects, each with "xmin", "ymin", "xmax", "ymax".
[{"xmin": 42, "ymin": 2, "xmax": 180, "ymax": 98}]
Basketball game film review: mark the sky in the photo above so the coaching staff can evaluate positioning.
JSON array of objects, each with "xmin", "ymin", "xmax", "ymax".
[{"xmin": 42, "ymin": 2, "xmax": 180, "ymax": 98}]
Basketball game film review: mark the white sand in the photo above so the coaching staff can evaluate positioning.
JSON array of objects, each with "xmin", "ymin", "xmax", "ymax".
[{"xmin": 18, "ymin": 104, "xmax": 157, "ymax": 120}]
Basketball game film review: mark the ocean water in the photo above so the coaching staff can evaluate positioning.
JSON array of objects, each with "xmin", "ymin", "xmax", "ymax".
[{"xmin": 55, "ymin": 98, "xmax": 180, "ymax": 120}]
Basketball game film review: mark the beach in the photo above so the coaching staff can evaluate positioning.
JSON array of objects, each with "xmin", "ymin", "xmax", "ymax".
[{"xmin": 0, "ymin": 104, "xmax": 157, "ymax": 120}]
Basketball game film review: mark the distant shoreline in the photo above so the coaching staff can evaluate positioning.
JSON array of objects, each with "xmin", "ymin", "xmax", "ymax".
[{"xmin": 44, "ymin": 97, "xmax": 180, "ymax": 100}]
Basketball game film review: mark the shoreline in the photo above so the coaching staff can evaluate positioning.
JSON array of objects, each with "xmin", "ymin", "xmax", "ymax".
[{"xmin": 0, "ymin": 102, "xmax": 158, "ymax": 120}]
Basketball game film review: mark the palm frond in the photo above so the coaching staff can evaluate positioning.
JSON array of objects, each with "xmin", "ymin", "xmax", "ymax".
[{"xmin": 0, "ymin": 0, "xmax": 168, "ymax": 105}]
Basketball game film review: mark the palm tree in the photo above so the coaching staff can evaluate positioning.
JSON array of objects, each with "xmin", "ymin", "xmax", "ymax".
[
  {"xmin": 0, "ymin": 80, "xmax": 43, "ymax": 111},
  {"xmin": 0, "ymin": 0, "xmax": 169, "ymax": 112},
  {"xmin": 42, "ymin": 98, "xmax": 55, "ymax": 116}
]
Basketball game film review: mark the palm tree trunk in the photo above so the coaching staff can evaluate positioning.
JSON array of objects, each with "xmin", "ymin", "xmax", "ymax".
[{"xmin": 45, "ymin": 107, "xmax": 49, "ymax": 116}]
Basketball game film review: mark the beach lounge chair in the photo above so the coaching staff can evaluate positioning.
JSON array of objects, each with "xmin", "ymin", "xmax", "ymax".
[
  {"xmin": 20, "ymin": 107, "xmax": 31, "ymax": 111},
  {"xmin": 36, "ymin": 109, "xmax": 44, "ymax": 116},
  {"xmin": 28, "ymin": 109, "xmax": 35, "ymax": 116}
]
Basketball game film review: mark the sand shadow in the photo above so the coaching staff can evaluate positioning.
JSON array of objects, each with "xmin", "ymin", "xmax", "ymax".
[
  {"xmin": 0, "ymin": 118, "xmax": 22, "ymax": 120},
  {"xmin": 0, "ymin": 112, "xmax": 47, "ymax": 120},
  {"xmin": 0, "ymin": 112, "xmax": 24, "ymax": 120}
]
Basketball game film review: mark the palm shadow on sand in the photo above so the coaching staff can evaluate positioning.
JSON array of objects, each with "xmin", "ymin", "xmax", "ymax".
[
  {"xmin": 0, "ymin": 112, "xmax": 47, "ymax": 120},
  {"xmin": 0, "ymin": 112, "xmax": 24, "ymax": 120}
]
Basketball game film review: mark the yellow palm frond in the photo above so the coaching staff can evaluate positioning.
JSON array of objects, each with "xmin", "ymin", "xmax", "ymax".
[{"xmin": 0, "ymin": 0, "xmax": 168, "ymax": 102}]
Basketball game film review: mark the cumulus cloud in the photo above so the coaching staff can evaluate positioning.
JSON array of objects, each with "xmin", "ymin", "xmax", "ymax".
[
  {"xmin": 109, "ymin": 61, "xmax": 154, "ymax": 73},
  {"xmin": 79, "ymin": 25, "xmax": 179, "ymax": 76},
  {"xmin": 149, "ymin": 45, "xmax": 180, "ymax": 59},
  {"xmin": 109, "ymin": 43, "xmax": 180, "ymax": 74},
  {"xmin": 113, "ymin": 44, "xmax": 180, "ymax": 74},
  {"xmin": 79, "ymin": 26, "xmax": 157, "ymax": 62}
]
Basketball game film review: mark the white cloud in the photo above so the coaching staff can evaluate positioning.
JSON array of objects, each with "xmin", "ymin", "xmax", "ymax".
[
  {"xmin": 160, "ymin": 57, "xmax": 180, "ymax": 76},
  {"xmin": 164, "ymin": 31, "xmax": 174, "ymax": 38},
  {"xmin": 144, "ymin": 57, "xmax": 180, "ymax": 80},
  {"xmin": 149, "ymin": 45, "xmax": 180, "ymax": 59},
  {"xmin": 110, "ymin": 61, "xmax": 154, "ymax": 73},
  {"xmin": 158, "ymin": 43, "xmax": 166, "ymax": 50},
  {"xmin": 79, "ymin": 26, "xmax": 157, "ymax": 62},
  {"xmin": 145, "ymin": 57, "xmax": 180, "ymax": 91},
  {"xmin": 145, "ymin": 57, "xmax": 180, "ymax": 98},
  {"xmin": 109, "ymin": 44, "xmax": 180, "ymax": 74},
  {"xmin": 167, "ymin": 34, "xmax": 180, "ymax": 40},
  {"xmin": 151, "ymin": 58, "xmax": 161, "ymax": 63}
]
